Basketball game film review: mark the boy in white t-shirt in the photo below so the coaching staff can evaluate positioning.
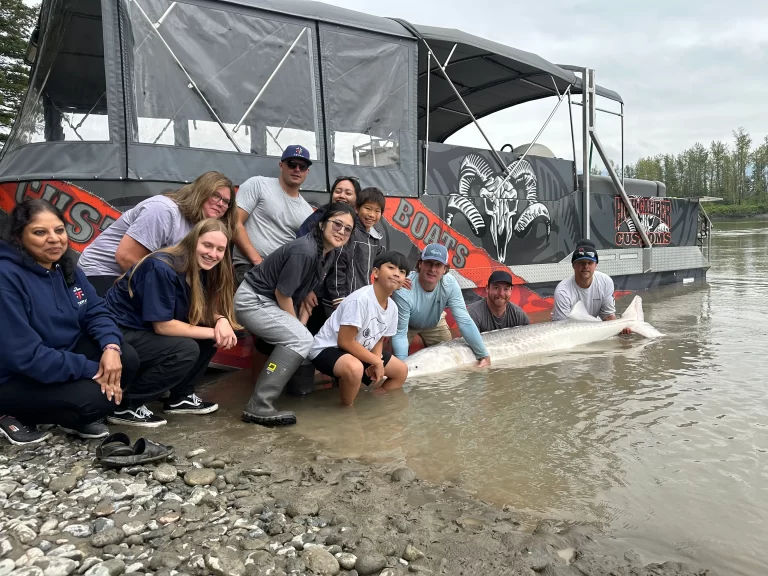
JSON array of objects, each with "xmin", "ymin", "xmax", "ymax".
[{"xmin": 309, "ymin": 252, "xmax": 410, "ymax": 406}]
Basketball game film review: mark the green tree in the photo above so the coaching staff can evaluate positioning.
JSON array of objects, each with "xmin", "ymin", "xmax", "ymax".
[{"xmin": 0, "ymin": 0, "xmax": 38, "ymax": 148}]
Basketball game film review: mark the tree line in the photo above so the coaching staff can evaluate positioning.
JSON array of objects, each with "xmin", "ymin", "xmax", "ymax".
[
  {"xmin": 0, "ymin": 0, "xmax": 38, "ymax": 149},
  {"xmin": 617, "ymin": 128, "xmax": 768, "ymax": 205}
]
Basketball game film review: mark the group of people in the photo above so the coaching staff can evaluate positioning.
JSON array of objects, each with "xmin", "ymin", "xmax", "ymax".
[{"xmin": 0, "ymin": 144, "xmax": 623, "ymax": 446}]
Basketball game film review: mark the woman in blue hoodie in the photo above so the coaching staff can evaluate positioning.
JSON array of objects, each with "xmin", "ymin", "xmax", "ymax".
[{"xmin": 0, "ymin": 200, "xmax": 139, "ymax": 444}]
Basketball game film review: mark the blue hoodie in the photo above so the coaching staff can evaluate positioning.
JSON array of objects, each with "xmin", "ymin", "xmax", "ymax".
[{"xmin": 0, "ymin": 241, "xmax": 122, "ymax": 385}]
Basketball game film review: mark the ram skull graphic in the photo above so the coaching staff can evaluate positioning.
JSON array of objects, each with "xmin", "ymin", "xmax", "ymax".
[{"xmin": 446, "ymin": 153, "xmax": 551, "ymax": 262}]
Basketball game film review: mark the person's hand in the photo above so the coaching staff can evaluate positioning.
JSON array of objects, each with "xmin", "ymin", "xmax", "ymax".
[
  {"xmin": 305, "ymin": 291, "xmax": 318, "ymax": 308},
  {"xmin": 366, "ymin": 360, "xmax": 386, "ymax": 384},
  {"xmin": 93, "ymin": 348, "xmax": 123, "ymax": 404},
  {"xmin": 214, "ymin": 317, "xmax": 237, "ymax": 350},
  {"xmin": 251, "ymin": 253, "xmax": 263, "ymax": 266},
  {"xmin": 402, "ymin": 278, "xmax": 413, "ymax": 290},
  {"xmin": 620, "ymin": 327, "xmax": 632, "ymax": 335},
  {"xmin": 476, "ymin": 356, "xmax": 491, "ymax": 368}
]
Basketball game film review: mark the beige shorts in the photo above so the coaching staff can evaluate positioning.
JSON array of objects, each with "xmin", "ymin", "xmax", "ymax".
[{"xmin": 407, "ymin": 312, "xmax": 452, "ymax": 348}]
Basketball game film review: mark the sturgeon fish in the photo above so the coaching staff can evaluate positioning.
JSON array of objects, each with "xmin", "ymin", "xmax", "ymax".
[{"xmin": 405, "ymin": 295, "xmax": 662, "ymax": 380}]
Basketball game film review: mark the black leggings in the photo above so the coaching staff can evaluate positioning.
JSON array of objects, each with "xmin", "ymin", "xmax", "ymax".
[
  {"xmin": 0, "ymin": 336, "xmax": 139, "ymax": 428},
  {"xmin": 120, "ymin": 329, "xmax": 216, "ymax": 405}
]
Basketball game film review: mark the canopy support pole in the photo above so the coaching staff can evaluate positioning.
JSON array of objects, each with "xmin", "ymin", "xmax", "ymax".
[
  {"xmin": 132, "ymin": 0, "xmax": 243, "ymax": 152},
  {"xmin": 233, "ymin": 28, "xmax": 307, "ymax": 133},
  {"xmin": 423, "ymin": 50, "xmax": 431, "ymax": 195},
  {"xmin": 567, "ymin": 90, "xmax": 577, "ymax": 192},
  {"xmin": 582, "ymin": 68, "xmax": 592, "ymax": 239},
  {"xmin": 584, "ymin": 69, "xmax": 652, "ymax": 252}
]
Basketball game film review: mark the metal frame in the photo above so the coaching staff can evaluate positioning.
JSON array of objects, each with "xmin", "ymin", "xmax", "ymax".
[{"xmin": 580, "ymin": 68, "xmax": 652, "ymax": 254}]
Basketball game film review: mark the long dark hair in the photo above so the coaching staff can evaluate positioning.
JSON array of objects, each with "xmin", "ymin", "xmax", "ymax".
[
  {"xmin": 312, "ymin": 202, "xmax": 355, "ymax": 263},
  {"xmin": 329, "ymin": 176, "xmax": 361, "ymax": 204},
  {"xmin": 3, "ymin": 199, "xmax": 77, "ymax": 286}
]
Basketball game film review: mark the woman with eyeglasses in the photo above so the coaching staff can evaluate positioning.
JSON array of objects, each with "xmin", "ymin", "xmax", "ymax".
[
  {"xmin": 235, "ymin": 203, "xmax": 355, "ymax": 426},
  {"xmin": 78, "ymin": 171, "xmax": 238, "ymax": 296},
  {"xmin": 297, "ymin": 176, "xmax": 361, "ymax": 237}
]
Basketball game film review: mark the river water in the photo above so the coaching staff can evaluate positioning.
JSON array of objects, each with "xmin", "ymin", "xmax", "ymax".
[{"xmin": 282, "ymin": 219, "xmax": 768, "ymax": 576}]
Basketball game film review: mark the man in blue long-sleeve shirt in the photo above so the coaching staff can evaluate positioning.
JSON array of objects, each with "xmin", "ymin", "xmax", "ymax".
[{"xmin": 391, "ymin": 244, "xmax": 491, "ymax": 366}]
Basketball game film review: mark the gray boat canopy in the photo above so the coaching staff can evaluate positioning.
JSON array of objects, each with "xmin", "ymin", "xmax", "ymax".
[{"xmin": 0, "ymin": 0, "xmax": 623, "ymax": 195}]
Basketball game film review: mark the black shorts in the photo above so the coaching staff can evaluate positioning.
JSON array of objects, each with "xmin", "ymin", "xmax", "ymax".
[{"xmin": 311, "ymin": 348, "xmax": 392, "ymax": 386}]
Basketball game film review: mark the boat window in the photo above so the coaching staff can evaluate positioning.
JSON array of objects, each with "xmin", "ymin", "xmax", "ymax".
[
  {"xmin": 321, "ymin": 29, "xmax": 409, "ymax": 167},
  {"xmin": 125, "ymin": 0, "xmax": 319, "ymax": 158},
  {"xmin": 7, "ymin": 0, "xmax": 110, "ymax": 150}
]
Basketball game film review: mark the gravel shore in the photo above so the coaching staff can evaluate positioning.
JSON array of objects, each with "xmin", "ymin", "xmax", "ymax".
[{"xmin": 0, "ymin": 425, "xmax": 717, "ymax": 576}]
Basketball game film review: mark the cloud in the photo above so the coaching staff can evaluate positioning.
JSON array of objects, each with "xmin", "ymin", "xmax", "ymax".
[{"xmin": 322, "ymin": 0, "xmax": 768, "ymax": 164}]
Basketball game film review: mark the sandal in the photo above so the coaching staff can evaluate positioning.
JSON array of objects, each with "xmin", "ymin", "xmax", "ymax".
[
  {"xmin": 96, "ymin": 433, "xmax": 134, "ymax": 458},
  {"xmin": 97, "ymin": 434, "xmax": 174, "ymax": 468}
]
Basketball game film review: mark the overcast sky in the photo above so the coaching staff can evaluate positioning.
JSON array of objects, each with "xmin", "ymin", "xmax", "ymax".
[{"xmin": 323, "ymin": 0, "xmax": 767, "ymax": 168}]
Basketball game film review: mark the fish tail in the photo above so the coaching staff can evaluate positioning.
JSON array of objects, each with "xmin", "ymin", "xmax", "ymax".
[{"xmin": 622, "ymin": 296, "xmax": 663, "ymax": 338}]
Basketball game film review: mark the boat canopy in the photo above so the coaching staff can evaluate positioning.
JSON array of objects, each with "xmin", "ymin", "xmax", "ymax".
[{"xmin": 0, "ymin": 0, "xmax": 623, "ymax": 194}]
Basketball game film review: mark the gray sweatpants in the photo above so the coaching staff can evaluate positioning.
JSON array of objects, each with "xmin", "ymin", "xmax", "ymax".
[{"xmin": 234, "ymin": 282, "xmax": 314, "ymax": 357}]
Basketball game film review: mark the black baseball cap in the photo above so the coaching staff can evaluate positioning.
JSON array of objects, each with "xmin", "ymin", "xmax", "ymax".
[
  {"xmin": 488, "ymin": 270, "xmax": 514, "ymax": 286},
  {"xmin": 572, "ymin": 239, "xmax": 598, "ymax": 263}
]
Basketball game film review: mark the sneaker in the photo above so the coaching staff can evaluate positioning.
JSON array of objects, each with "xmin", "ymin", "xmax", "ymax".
[
  {"xmin": 59, "ymin": 421, "xmax": 110, "ymax": 440},
  {"xmin": 163, "ymin": 393, "xmax": 218, "ymax": 415},
  {"xmin": 107, "ymin": 405, "xmax": 167, "ymax": 427},
  {"xmin": 0, "ymin": 416, "xmax": 52, "ymax": 446}
]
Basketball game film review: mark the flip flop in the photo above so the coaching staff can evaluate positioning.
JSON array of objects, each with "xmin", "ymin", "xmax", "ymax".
[
  {"xmin": 96, "ymin": 433, "xmax": 134, "ymax": 458},
  {"xmin": 97, "ymin": 435, "xmax": 174, "ymax": 468}
]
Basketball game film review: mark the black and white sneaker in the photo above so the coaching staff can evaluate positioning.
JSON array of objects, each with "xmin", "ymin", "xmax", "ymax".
[
  {"xmin": 163, "ymin": 393, "xmax": 219, "ymax": 415},
  {"xmin": 107, "ymin": 405, "xmax": 167, "ymax": 427},
  {"xmin": 59, "ymin": 421, "xmax": 110, "ymax": 440},
  {"xmin": 0, "ymin": 416, "xmax": 52, "ymax": 445}
]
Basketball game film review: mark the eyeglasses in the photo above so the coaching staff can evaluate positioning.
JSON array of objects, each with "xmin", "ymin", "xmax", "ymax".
[
  {"xmin": 577, "ymin": 251, "xmax": 596, "ymax": 258},
  {"xmin": 210, "ymin": 191, "xmax": 231, "ymax": 207},
  {"xmin": 286, "ymin": 160, "xmax": 310, "ymax": 172},
  {"xmin": 327, "ymin": 219, "xmax": 353, "ymax": 236}
]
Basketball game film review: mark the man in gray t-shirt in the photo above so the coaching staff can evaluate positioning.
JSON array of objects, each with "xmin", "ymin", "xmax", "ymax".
[
  {"xmin": 552, "ymin": 239, "xmax": 628, "ymax": 332},
  {"xmin": 468, "ymin": 270, "xmax": 530, "ymax": 333},
  {"xmin": 233, "ymin": 145, "xmax": 314, "ymax": 281}
]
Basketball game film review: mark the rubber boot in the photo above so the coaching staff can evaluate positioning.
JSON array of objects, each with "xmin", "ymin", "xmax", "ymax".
[
  {"xmin": 242, "ymin": 345, "xmax": 303, "ymax": 426},
  {"xmin": 286, "ymin": 360, "xmax": 316, "ymax": 396}
]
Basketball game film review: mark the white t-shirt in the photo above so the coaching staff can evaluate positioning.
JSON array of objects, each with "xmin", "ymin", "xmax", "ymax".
[
  {"xmin": 309, "ymin": 285, "xmax": 399, "ymax": 359},
  {"xmin": 552, "ymin": 271, "xmax": 616, "ymax": 321},
  {"xmin": 233, "ymin": 176, "xmax": 313, "ymax": 266}
]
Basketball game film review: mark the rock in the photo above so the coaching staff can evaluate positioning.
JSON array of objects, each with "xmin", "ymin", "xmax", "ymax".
[
  {"xmin": 47, "ymin": 545, "xmax": 82, "ymax": 561},
  {"xmin": 0, "ymin": 558, "xmax": 14, "ymax": 576},
  {"xmin": 24, "ymin": 488, "xmax": 43, "ymax": 499},
  {"xmin": 84, "ymin": 559, "xmax": 125, "ymax": 576},
  {"xmin": 204, "ymin": 547, "xmax": 245, "ymax": 576},
  {"xmin": 0, "ymin": 538, "xmax": 12, "ymax": 557},
  {"xmin": 209, "ymin": 460, "xmax": 226, "ymax": 469},
  {"xmin": 186, "ymin": 448, "xmax": 206, "ymax": 458},
  {"xmin": 184, "ymin": 468, "xmax": 217, "ymax": 487},
  {"xmin": 243, "ymin": 550, "xmax": 274, "ymax": 572},
  {"xmin": 11, "ymin": 522, "xmax": 38, "ymax": 544},
  {"xmin": 240, "ymin": 538, "xmax": 268, "ymax": 551},
  {"xmin": 93, "ymin": 519, "xmax": 114, "ymax": 534},
  {"xmin": 40, "ymin": 519, "xmax": 59, "ymax": 535},
  {"xmin": 302, "ymin": 547, "xmax": 339, "ymax": 575},
  {"xmin": 119, "ymin": 522, "xmax": 145, "ymax": 537},
  {"xmin": 149, "ymin": 553, "xmax": 182, "ymax": 570},
  {"xmin": 402, "ymin": 545, "xmax": 424, "ymax": 562},
  {"xmin": 152, "ymin": 465, "xmax": 177, "ymax": 484},
  {"xmin": 157, "ymin": 511, "xmax": 180, "ymax": 525},
  {"xmin": 49, "ymin": 475, "xmax": 78, "ymax": 493},
  {"xmin": 79, "ymin": 558, "xmax": 102, "ymax": 573},
  {"xmin": 390, "ymin": 468, "xmax": 416, "ymax": 483},
  {"xmin": 335, "ymin": 553, "xmax": 357, "ymax": 571},
  {"xmin": 32, "ymin": 557, "xmax": 78, "ymax": 576},
  {"xmin": 223, "ymin": 471, "xmax": 240, "ymax": 485},
  {"xmin": 289, "ymin": 532, "xmax": 315, "ymax": 550},
  {"xmin": 7, "ymin": 567, "xmax": 43, "ymax": 576},
  {"xmin": 354, "ymin": 554, "xmax": 386, "ymax": 575},
  {"xmin": 92, "ymin": 500, "xmax": 114, "ymax": 517},
  {"xmin": 62, "ymin": 524, "xmax": 92, "ymax": 538},
  {"xmin": 90, "ymin": 528, "xmax": 125, "ymax": 548},
  {"xmin": 285, "ymin": 500, "xmax": 319, "ymax": 518}
]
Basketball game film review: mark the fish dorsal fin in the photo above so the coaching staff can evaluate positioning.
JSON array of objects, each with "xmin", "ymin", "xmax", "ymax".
[{"xmin": 567, "ymin": 301, "xmax": 601, "ymax": 322}]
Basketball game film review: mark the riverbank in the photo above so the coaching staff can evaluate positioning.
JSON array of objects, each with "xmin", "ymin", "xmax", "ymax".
[
  {"xmin": 0, "ymin": 419, "xmax": 717, "ymax": 576},
  {"xmin": 702, "ymin": 203, "xmax": 768, "ymax": 219}
]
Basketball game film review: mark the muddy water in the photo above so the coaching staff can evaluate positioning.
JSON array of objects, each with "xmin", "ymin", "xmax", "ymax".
[{"xmin": 271, "ymin": 220, "xmax": 767, "ymax": 576}]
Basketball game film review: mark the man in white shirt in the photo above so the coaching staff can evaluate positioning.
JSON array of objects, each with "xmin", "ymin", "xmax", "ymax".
[
  {"xmin": 552, "ymin": 239, "xmax": 629, "ymax": 332},
  {"xmin": 233, "ymin": 145, "xmax": 315, "ymax": 284}
]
